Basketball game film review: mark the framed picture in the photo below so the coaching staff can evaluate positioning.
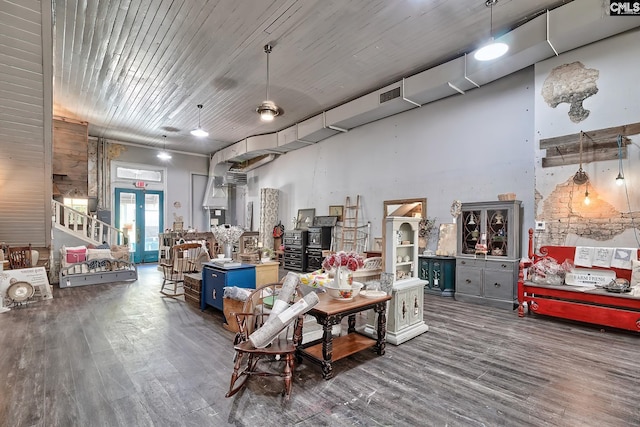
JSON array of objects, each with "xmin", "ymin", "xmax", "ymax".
[
  {"xmin": 373, "ymin": 237, "xmax": 383, "ymax": 251},
  {"xmin": 296, "ymin": 208, "xmax": 315, "ymax": 229},
  {"xmin": 172, "ymin": 221, "xmax": 184, "ymax": 231},
  {"xmin": 313, "ymin": 215, "xmax": 338, "ymax": 227},
  {"xmin": 329, "ymin": 205, "xmax": 344, "ymax": 222}
]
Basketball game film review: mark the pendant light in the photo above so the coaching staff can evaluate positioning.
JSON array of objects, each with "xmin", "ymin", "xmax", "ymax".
[
  {"xmin": 615, "ymin": 134, "xmax": 625, "ymax": 186},
  {"xmin": 572, "ymin": 131, "xmax": 589, "ymax": 185},
  {"xmin": 256, "ymin": 44, "xmax": 280, "ymax": 122},
  {"xmin": 157, "ymin": 135, "xmax": 172, "ymax": 160},
  {"xmin": 584, "ymin": 182, "xmax": 591, "ymax": 205},
  {"xmin": 190, "ymin": 104, "xmax": 209, "ymax": 137},
  {"xmin": 474, "ymin": 0, "xmax": 509, "ymax": 61}
]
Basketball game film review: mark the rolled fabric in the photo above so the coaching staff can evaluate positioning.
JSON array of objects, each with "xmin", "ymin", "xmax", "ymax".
[
  {"xmin": 249, "ymin": 291, "xmax": 319, "ymax": 348},
  {"xmin": 269, "ymin": 272, "xmax": 299, "ymax": 317}
]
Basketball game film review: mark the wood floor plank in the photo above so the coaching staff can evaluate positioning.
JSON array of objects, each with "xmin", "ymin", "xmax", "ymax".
[{"xmin": 2, "ymin": 264, "xmax": 640, "ymax": 426}]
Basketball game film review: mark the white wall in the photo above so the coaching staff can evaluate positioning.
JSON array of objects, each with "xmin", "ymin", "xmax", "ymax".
[
  {"xmin": 246, "ymin": 67, "xmax": 536, "ymax": 252},
  {"xmin": 108, "ymin": 144, "xmax": 208, "ymax": 229},
  {"xmin": 534, "ymin": 29, "xmax": 640, "ymax": 247}
]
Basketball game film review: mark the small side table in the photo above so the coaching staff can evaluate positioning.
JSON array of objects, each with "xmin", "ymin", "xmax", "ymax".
[{"xmin": 418, "ymin": 255, "xmax": 456, "ymax": 297}]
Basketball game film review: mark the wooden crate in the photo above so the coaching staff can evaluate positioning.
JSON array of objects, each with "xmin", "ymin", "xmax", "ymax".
[
  {"xmin": 223, "ymin": 298, "xmax": 245, "ymax": 333},
  {"xmin": 183, "ymin": 273, "xmax": 202, "ymax": 307}
]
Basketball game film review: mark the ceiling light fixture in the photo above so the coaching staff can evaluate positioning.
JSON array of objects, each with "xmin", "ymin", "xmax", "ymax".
[
  {"xmin": 157, "ymin": 135, "xmax": 172, "ymax": 160},
  {"xmin": 474, "ymin": 0, "xmax": 509, "ymax": 61},
  {"xmin": 573, "ymin": 131, "xmax": 589, "ymax": 185},
  {"xmin": 190, "ymin": 104, "xmax": 209, "ymax": 137},
  {"xmin": 256, "ymin": 44, "xmax": 280, "ymax": 122},
  {"xmin": 616, "ymin": 134, "xmax": 625, "ymax": 186}
]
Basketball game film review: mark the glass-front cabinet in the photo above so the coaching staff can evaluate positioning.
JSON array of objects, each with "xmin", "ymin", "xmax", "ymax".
[
  {"xmin": 458, "ymin": 201, "xmax": 520, "ymax": 259},
  {"xmin": 456, "ymin": 200, "xmax": 522, "ymax": 310}
]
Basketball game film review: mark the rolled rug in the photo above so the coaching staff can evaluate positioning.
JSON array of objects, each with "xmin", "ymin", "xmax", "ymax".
[
  {"xmin": 269, "ymin": 271, "xmax": 299, "ymax": 317},
  {"xmin": 249, "ymin": 291, "xmax": 319, "ymax": 348}
]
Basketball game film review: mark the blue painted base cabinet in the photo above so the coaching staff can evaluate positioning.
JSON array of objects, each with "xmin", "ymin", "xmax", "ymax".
[
  {"xmin": 418, "ymin": 256, "xmax": 456, "ymax": 297},
  {"xmin": 201, "ymin": 263, "xmax": 256, "ymax": 311}
]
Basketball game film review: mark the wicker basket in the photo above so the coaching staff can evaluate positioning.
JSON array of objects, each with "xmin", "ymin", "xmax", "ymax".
[{"xmin": 497, "ymin": 193, "xmax": 516, "ymax": 201}]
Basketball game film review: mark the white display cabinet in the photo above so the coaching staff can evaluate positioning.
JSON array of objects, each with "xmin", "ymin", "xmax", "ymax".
[{"xmin": 384, "ymin": 216, "xmax": 428, "ymax": 345}]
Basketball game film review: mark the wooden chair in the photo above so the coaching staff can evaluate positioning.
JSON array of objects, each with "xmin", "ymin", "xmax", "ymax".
[
  {"xmin": 225, "ymin": 281, "xmax": 304, "ymax": 400},
  {"xmin": 159, "ymin": 243, "xmax": 208, "ymax": 297},
  {"xmin": 8, "ymin": 245, "xmax": 32, "ymax": 269}
]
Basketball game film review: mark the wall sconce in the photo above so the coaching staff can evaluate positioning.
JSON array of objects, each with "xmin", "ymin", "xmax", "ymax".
[{"xmin": 616, "ymin": 134, "xmax": 625, "ymax": 186}]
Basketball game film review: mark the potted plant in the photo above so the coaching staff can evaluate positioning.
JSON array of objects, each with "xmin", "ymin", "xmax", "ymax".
[{"xmin": 260, "ymin": 247, "xmax": 274, "ymax": 262}]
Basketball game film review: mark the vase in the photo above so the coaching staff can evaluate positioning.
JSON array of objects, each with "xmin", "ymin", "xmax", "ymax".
[
  {"xmin": 335, "ymin": 266, "xmax": 353, "ymax": 289},
  {"xmin": 418, "ymin": 236, "xmax": 427, "ymax": 252},
  {"xmin": 223, "ymin": 242, "xmax": 233, "ymax": 258}
]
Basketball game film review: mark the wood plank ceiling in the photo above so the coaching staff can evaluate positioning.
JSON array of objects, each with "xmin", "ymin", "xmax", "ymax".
[{"xmin": 52, "ymin": 0, "xmax": 572, "ymax": 155}]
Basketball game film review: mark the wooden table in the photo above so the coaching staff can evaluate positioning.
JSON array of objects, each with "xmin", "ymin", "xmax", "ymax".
[{"xmin": 298, "ymin": 291, "xmax": 392, "ymax": 379}]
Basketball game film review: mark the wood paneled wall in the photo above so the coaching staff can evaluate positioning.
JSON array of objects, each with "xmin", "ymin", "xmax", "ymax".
[
  {"xmin": 53, "ymin": 118, "xmax": 88, "ymax": 197},
  {"xmin": 0, "ymin": 0, "xmax": 53, "ymax": 247}
]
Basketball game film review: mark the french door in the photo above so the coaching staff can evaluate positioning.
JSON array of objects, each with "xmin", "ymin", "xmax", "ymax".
[{"xmin": 115, "ymin": 188, "xmax": 164, "ymax": 263}]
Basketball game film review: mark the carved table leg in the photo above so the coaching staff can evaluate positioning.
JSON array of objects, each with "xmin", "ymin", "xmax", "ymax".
[
  {"xmin": 374, "ymin": 302, "xmax": 387, "ymax": 355},
  {"xmin": 321, "ymin": 319, "xmax": 334, "ymax": 379},
  {"xmin": 348, "ymin": 314, "xmax": 356, "ymax": 333}
]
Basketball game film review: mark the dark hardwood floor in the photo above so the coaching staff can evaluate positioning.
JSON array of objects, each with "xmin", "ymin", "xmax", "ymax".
[{"xmin": 1, "ymin": 264, "xmax": 639, "ymax": 426}]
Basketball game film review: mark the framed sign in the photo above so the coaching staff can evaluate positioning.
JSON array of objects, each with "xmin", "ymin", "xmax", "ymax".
[
  {"xmin": 296, "ymin": 208, "xmax": 315, "ymax": 229},
  {"xmin": 329, "ymin": 205, "xmax": 344, "ymax": 222},
  {"xmin": 313, "ymin": 216, "xmax": 338, "ymax": 227}
]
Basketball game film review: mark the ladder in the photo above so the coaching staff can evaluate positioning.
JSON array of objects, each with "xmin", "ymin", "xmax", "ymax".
[{"xmin": 340, "ymin": 195, "xmax": 360, "ymax": 251}]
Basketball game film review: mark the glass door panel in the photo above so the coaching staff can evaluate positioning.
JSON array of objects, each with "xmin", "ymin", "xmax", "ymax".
[{"xmin": 115, "ymin": 189, "xmax": 163, "ymax": 263}]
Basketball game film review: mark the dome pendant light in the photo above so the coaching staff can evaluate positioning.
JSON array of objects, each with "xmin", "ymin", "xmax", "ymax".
[
  {"xmin": 474, "ymin": 0, "xmax": 509, "ymax": 61},
  {"xmin": 157, "ymin": 135, "xmax": 172, "ymax": 160},
  {"xmin": 190, "ymin": 104, "xmax": 209, "ymax": 137},
  {"xmin": 256, "ymin": 44, "xmax": 280, "ymax": 122}
]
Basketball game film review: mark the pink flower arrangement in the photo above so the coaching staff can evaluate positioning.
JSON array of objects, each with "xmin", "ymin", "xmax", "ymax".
[{"xmin": 322, "ymin": 251, "xmax": 364, "ymax": 272}]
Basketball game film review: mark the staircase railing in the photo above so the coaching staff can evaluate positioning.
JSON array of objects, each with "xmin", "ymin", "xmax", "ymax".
[{"xmin": 52, "ymin": 200, "xmax": 123, "ymax": 246}]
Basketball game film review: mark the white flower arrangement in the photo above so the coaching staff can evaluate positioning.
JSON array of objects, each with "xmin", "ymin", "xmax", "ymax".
[{"xmin": 211, "ymin": 225, "xmax": 244, "ymax": 244}]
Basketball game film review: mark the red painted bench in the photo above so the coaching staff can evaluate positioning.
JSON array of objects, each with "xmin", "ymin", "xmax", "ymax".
[{"xmin": 517, "ymin": 229, "xmax": 640, "ymax": 332}]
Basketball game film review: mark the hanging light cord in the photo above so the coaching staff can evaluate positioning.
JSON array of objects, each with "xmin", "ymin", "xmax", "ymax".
[
  {"xmin": 489, "ymin": 0, "xmax": 495, "ymax": 39},
  {"xmin": 265, "ymin": 45, "xmax": 272, "ymax": 101},
  {"xmin": 616, "ymin": 134, "xmax": 640, "ymax": 246},
  {"xmin": 617, "ymin": 134, "xmax": 624, "ymax": 177}
]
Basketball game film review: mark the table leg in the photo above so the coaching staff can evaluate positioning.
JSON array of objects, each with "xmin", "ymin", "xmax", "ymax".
[
  {"xmin": 374, "ymin": 302, "xmax": 387, "ymax": 355},
  {"xmin": 347, "ymin": 314, "xmax": 356, "ymax": 333},
  {"xmin": 321, "ymin": 320, "xmax": 334, "ymax": 379}
]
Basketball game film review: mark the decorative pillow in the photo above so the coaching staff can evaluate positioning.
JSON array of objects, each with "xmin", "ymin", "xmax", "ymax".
[
  {"xmin": 86, "ymin": 248, "xmax": 113, "ymax": 260},
  {"xmin": 65, "ymin": 246, "xmax": 87, "ymax": 264},
  {"xmin": 96, "ymin": 243, "xmax": 110, "ymax": 249},
  {"xmin": 631, "ymin": 259, "xmax": 640, "ymax": 287}
]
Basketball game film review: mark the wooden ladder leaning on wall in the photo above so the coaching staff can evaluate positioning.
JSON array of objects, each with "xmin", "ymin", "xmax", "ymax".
[{"xmin": 340, "ymin": 195, "xmax": 360, "ymax": 252}]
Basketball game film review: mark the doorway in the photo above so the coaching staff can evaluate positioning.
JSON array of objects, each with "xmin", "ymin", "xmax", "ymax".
[{"xmin": 115, "ymin": 188, "xmax": 164, "ymax": 263}]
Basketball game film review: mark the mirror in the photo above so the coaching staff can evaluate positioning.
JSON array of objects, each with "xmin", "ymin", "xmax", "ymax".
[{"xmin": 382, "ymin": 198, "xmax": 427, "ymax": 268}]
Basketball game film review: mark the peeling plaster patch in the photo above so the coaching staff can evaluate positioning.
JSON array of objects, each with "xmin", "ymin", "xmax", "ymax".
[
  {"xmin": 107, "ymin": 143, "xmax": 127, "ymax": 159},
  {"xmin": 541, "ymin": 61, "xmax": 599, "ymax": 123}
]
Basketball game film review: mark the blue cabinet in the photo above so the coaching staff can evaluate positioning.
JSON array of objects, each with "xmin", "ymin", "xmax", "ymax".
[
  {"xmin": 418, "ymin": 256, "xmax": 456, "ymax": 297},
  {"xmin": 201, "ymin": 263, "xmax": 256, "ymax": 311}
]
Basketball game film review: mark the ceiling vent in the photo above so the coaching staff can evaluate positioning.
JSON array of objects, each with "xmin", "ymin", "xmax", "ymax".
[
  {"xmin": 380, "ymin": 87, "xmax": 401, "ymax": 104},
  {"xmin": 224, "ymin": 170, "xmax": 248, "ymax": 186}
]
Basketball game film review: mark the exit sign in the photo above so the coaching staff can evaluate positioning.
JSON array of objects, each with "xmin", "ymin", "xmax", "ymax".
[{"xmin": 134, "ymin": 181, "xmax": 146, "ymax": 188}]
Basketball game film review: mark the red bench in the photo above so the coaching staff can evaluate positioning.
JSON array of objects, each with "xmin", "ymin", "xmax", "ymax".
[{"xmin": 517, "ymin": 228, "xmax": 640, "ymax": 332}]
